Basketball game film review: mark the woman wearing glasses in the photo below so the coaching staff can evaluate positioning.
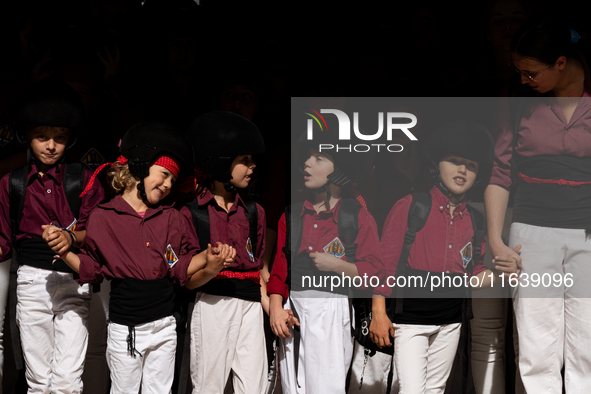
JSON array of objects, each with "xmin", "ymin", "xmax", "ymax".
[{"xmin": 484, "ymin": 19, "xmax": 591, "ymax": 394}]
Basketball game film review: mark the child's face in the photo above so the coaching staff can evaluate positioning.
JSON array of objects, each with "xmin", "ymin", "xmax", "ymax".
[
  {"xmin": 143, "ymin": 164, "xmax": 177, "ymax": 204},
  {"xmin": 229, "ymin": 155, "xmax": 256, "ymax": 189},
  {"xmin": 438, "ymin": 154, "xmax": 479, "ymax": 197},
  {"xmin": 28, "ymin": 127, "xmax": 70, "ymax": 168},
  {"xmin": 303, "ymin": 150, "xmax": 334, "ymax": 190}
]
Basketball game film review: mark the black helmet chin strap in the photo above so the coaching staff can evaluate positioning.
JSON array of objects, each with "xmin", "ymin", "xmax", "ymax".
[
  {"xmin": 137, "ymin": 180, "xmax": 149, "ymax": 204},
  {"xmin": 427, "ymin": 161, "xmax": 464, "ymax": 201}
]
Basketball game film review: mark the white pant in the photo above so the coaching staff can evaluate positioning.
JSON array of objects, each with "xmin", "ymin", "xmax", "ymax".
[
  {"xmin": 510, "ymin": 223, "xmax": 591, "ymax": 393},
  {"xmin": 190, "ymin": 293, "xmax": 267, "ymax": 394},
  {"xmin": 348, "ymin": 340, "xmax": 398, "ymax": 394},
  {"xmin": 393, "ymin": 323, "xmax": 461, "ymax": 394},
  {"xmin": 16, "ymin": 265, "xmax": 91, "ymax": 394},
  {"xmin": 279, "ymin": 291, "xmax": 354, "ymax": 394},
  {"xmin": 0, "ymin": 259, "xmax": 10, "ymax": 393},
  {"xmin": 107, "ymin": 315, "xmax": 177, "ymax": 394},
  {"xmin": 82, "ymin": 280, "xmax": 110, "ymax": 394}
]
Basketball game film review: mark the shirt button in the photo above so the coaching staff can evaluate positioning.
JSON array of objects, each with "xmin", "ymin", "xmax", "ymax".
[
  {"xmin": 47, "ymin": 189, "xmax": 51, "ymax": 194},
  {"xmin": 439, "ymin": 206, "xmax": 443, "ymax": 210},
  {"xmin": 146, "ymin": 242, "xmax": 150, "ymax": 247},
  {"xmin": 152, "ymin": 270, "xmax": 157, "ymax": 275},
  {"xmin": 449, "ymin": 245, "xmax": 452, "ymax": 249},
  {"xmin": 450, "ymin": 221, "xmax": 453, "ymax": 225},
  {"xmin": 308, "ymin": 246, "xmax": 313, "ymax": 250},
  {"xmin": 446, "ymin": 271, "xmax": 450, "ymax": 273},
  {"xmin": 314, "ymin": 224, "xmax": 318, "ymax": 228}
]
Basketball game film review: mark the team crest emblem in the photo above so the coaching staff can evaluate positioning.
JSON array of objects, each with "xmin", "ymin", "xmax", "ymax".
[
  {"xmin": 246, "ymin": 237, "xmax": 254, "ymax": 261},
  {"xmin": 461, "ymin": 242, "xmax": 472, "ymax": 268},
  {"xmin": 165, "ymin": 244, "xmax": 179, "ymax": 268},
  {"xmin": 0, "ymin": 125, "xmax": 14, "ymax": 147},
  {"xmin": 81, "ymin": 148, "xmax": 105, "ymax": 170},
  {"xmin": 323, "ymin": 237, "xmax": 345, "ymax": 259}
]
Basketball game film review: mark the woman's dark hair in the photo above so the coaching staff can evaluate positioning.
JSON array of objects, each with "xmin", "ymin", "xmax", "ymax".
[{"xmin": 511, "ymin": 19, "xmax": 577, "ymax": 64}]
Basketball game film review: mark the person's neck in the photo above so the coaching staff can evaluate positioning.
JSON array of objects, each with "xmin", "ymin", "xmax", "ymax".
[
  {"xmin": 312, "ymin": 183, "xmax": 341, "ymax": 213},
  {"xmin": 553, "ymin": 58, "xmax": 585, "ymax": 97},
  {"xmin": 212, "ymin": 181, "xmax": 236, "ymax": 213},
  {"xmin": 35, "ymin": 162, "xmax": 56, "ymax": 176},
  {"xmin": 446, "ymin": 193, "xmax": 465, "ymax": 215},
  {"xmin": 122, "ymin": 185, "xmax": 148, "ymax": 212}
]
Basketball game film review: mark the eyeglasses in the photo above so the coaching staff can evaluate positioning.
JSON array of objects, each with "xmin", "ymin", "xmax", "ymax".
[{"xmin": 511, "ymin": 63, "xmax": 552, "ymax": 82}]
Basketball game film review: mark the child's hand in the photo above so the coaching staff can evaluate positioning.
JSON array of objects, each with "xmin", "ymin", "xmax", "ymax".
[
  {"xmin": 41, "ymin": 224, "xmax": 72, "ymax": 256},
  {"xmin": 369, "ymin": 311, "xmax": 395, "ymax": 348},
  {"xmin": 269, "ymin": 304, "xmax": 300, "ymax": 338},
  {"xmin": 309, "ymin": 252, "xmax": 339, "ymax": 272},
  {"xmin": 493, "ymin": 244, "xmax": 522, "ymax": 277},
  {"xmin": 205, "ymin": 242, "xmax": 233, "ymax": 273}
]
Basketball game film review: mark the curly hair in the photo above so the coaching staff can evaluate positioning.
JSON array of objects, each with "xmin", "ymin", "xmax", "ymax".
[{"xmin": 108, "ymin": 163, "xmax": 138, "ymax": 194}]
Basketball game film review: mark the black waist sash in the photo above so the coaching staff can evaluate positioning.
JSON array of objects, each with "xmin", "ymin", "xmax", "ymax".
[
  {"xmin": 513, "ymin": 154, "xmax": 591, "ymax": 229},
  {"xmin": 198, "ymin": 268, "xmax": 261, "ymax": 302},
  {"xmin": 17, "ymin": 238, "xmax": 74, "ymax": 273},
  {"xmin": 109, "ymin": 277, "xmax": 175, "ymax": 326},
  {"xmin": 290, "ymin": 253, "xmax": 349, "ymax": 296},
  {"xmin": 392, "ymin": 268, "xmax": 465, "ymax": 325}
]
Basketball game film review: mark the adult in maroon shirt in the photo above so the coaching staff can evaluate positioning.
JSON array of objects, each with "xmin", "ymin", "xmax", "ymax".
[{"xmin": 484, "ymin": 20, "xmax": 591, "ymax": 394}]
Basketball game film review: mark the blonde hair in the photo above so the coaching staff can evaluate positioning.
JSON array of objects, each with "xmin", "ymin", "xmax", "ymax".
[{"xmin": 108, "ymin": 163, "xmax": 138, "ymax": 194}]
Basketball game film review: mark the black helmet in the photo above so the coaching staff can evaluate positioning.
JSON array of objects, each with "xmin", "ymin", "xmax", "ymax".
[
  {"xmin": 14, "ymin": 80, "xmax": 85, "ymax": 148},
  {"xmin": 423, "ymin": 120, "xmax": 494, "ymax": 196},
  {"xmin": 119, "ymin": 121, "xmax": 194, "ymax": 179},
  {"xmin": 187, "ymin": 111, "xmax": 264, "ymax": 190}
]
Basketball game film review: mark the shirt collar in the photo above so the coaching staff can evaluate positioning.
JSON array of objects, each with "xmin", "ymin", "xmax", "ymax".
[
  {"xmin": 301, "ymin": 198, "xmax": 341, "ymax": 223},
  {"xmin": 100, "ymin": 194, "xmax": 171, "ymax": 218},
  {"xmin": 197, "ymin": 188, "xmax": 247, "ymax": 212},
  {"xmin": 431, "ymin": 186, "xmax": 467, "ymax": 216},
  {"xmin": 27, "ymin": 163, "xmax": 65, "ymax": 185}
]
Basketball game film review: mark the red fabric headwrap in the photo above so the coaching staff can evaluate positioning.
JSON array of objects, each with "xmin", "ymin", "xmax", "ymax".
[{"xmin": 153, "ymin": 156, "xmax": 180, "ymax": 178}]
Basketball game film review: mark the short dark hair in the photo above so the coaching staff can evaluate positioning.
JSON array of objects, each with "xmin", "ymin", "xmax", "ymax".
[{"xmin": 511, "ymin": 19, "xmax": 575, "ymax": 64}]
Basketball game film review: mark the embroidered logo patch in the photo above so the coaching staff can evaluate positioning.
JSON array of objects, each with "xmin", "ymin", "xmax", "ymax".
[
  {"xmin": 461, "ymin": 242, "xmax": 473, "ymax": 268},
  {"xmin": 0, "ymin": 125, "xmax": 14, "ymax": 147},
  {"xmin": 66, "ymin": 218, "xmax": 77, "ymax": 232},
  {"xmin": 323, "ymin": 237, "xmax": 345, "ymax": 259},
  {"xmin": 165, "ymin": 244, "xmax": 179, "ymax": 268},
  {"xmin": 81, "ymin": 148, "xmax": 105, "ymax": 170},
  {"xmin": 246, "ymin": 237, "xmax": 254, "ymax": 261}
]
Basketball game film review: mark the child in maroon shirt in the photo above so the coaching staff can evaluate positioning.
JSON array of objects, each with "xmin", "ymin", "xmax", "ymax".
[
  {"xmin": 0, "ymin": 80, "xmax": 104, "ymax": 393},
  {"xmin": 370, "ymin": 121, "xmax": 520, "ymax": 394},
  {"xmin": 183, "ymin": 111, "xmax": 268, "ymax": 394},
  {"xmin": 43, "ymin": 122, "xmax": 234, "ymax": 394},
  {"xmin": 267, "ymin": 127, "xmax": 383, "ymax": 393}
]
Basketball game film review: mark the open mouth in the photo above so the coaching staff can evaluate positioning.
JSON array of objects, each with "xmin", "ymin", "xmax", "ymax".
[{"xmin": 454, "ymin": 176, "xmax": 466, "ymax": 185}]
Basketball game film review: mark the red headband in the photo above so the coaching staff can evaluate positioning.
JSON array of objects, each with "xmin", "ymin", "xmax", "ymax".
[
  {"xmin": 153, "ymin": 156, "xmax": 180, "ymax": 178},
  {"xmin": 79, "ymin": 155, "xmax": 180, "ymax": 197}
]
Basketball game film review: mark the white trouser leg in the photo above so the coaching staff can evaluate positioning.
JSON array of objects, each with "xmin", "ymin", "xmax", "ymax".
[
  {"xmin": 393, "ymin": 323, "xmax": 461, "ymax": 394},
  {"xmin": 190, "ymin": 294, "xmax": 267, "ymax": 394},
  {"xmin": 16, "ymin": 265, "xmax": 91, "ymax": 394},
  {"xmin": 82, "ymin": 280, "xmax": 111, "ymax": 394},
  {"xmin": 107, "ymin": 315, "xmax": 177, "ymax": 394},
  {"xmin": 0, "ymin": 259, "xmax": 10, "ymax": 393},
  {"xmin": 562, "ymin": 228, "xmax": 591, "ymax": 393},
  {"xmin": 279, "ymin": 291, "xmax": 354, "ymax": 394},
  {"xmin": 510, "ymin": 223, "xmax": 591, "ymax": 393},
  {"xmin": 348, "ymin": 340, "xmax": 396, "ymax": 394}
]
